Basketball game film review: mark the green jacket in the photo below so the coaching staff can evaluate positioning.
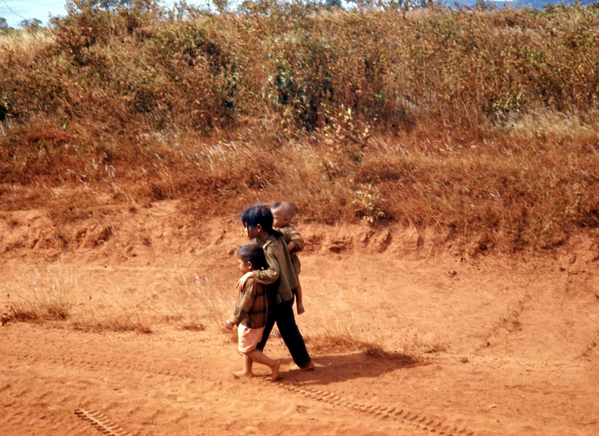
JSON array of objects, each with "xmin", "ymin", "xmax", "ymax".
[
  {"xmin": 252, "ymin": 234, "xmax": 299, "ymax": 305},
  {"xmin": 275, "ymin": 224, "xmax": 303, "ymax": 275}
]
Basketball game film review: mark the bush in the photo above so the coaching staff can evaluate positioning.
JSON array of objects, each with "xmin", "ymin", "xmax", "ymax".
[{"xmin": 2, "ymin": 2, "xmax": 599, "ymax": 249}]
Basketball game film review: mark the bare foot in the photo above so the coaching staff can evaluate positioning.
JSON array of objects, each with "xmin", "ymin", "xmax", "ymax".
[
  {"xmin": 297, "ymin": 302, "xmax": 305, "ymax": 315},
  {"xmin": 269, "ymin": 361, "xmax": 281, "ymax": 381},
  {"xmin": 233, "ymin": 370, "xmax": 253, "ymax": 379},
  {"xmin": 300, "ymin": 361, "xmax": 315, "ymax": 371}
]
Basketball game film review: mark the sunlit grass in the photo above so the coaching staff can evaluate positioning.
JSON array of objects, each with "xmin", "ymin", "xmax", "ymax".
[{"xmin": 1, "ymin": 3, "xmax": 599, "ymax": 250}]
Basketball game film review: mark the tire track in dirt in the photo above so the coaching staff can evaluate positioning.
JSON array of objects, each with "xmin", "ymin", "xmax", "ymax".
[
  {"xmin": 3, "ymin": 347, "xmax": 202, "ymax": 382},
  {"xmin": 3, "ymin": 347, "xmax": 208, "ymax": 435},
  {"xmin": 6, "ymin": 345, "xmax": 476, "ymax": 435},
  {"xmin": 270, "ymin": 379, "xmax": 475, "ymax": 436},
  {"xmin": 74, "ymin": 407, "xmax": 132, "ymax": 436}
]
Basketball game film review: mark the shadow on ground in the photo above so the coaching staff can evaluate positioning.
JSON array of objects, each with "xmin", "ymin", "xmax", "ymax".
[{"xmin": 277, "ymin": 352, "xmax": 426, "ymax": 385}]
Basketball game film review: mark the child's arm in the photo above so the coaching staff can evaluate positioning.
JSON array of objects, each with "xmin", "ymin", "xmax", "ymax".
[
  {"xmin": 227, "ymin": 279, "xmax": 257, "ymax": 327},
  {"xmin": 295, "ymin": 282, "xmax": 305, "ymax": 315},
  {"xmin": 285, "ymin": 227, "xmax": 304, "ymax": 253},
  {"xmin": 280, "ymin": 231, "xmax": 296, "ymax": 252},
  {"xmin": 252, "ymin": 248, "xmax": 280, "ymax": 285}
]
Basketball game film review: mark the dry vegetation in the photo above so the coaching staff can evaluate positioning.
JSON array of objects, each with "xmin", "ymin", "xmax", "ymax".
[
  {"xmin": 2, "ymin": 265, "xmax": 425, "ymax": 360},
  {"xmin": 1, "ymin": 0, "xmax": 599, "ymax": 252},
  {"xmin": 2, "ymin": 266, "xmax": 216, "ymax": 333}
]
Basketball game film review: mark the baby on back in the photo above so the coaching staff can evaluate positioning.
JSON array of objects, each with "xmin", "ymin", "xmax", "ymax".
[{"xmin": 271, "ymin": 201, "xmax": 305, "ymax": 315}]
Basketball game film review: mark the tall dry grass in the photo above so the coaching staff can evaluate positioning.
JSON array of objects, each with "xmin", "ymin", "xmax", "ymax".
[
  {"xmin": 302, "ymin": 286, "xmax": 423, "ymax": 362},
  {"xmin": 1, "ymin": 1, "xmax": 599, "ymax": 250},
  {"xmin": 3, "ymin": 264, "xmax": 153, "ymax": 332},
  {"xmin": 1, "ymin": 265, "xmax": 231, "ymax": 335},
  {"xmin": 1, "ymin": 265, "xmax": 423, "ymax": 362},
  {"xmin": 5, "ymin": 264, "xmax": 76, "ymax": 322}
]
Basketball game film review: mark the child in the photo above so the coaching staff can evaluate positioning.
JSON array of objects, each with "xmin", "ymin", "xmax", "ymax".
[
  {"xmin": 271, "ymin": 201, "xmax": 305, "ymax": 315},
  {"xmin": 240, "ymin": 204, "xmax": 314, "ymax": 371},
  {"xmin": 225, "ymin": 243, "xmax": 280, "ymax": 381}
]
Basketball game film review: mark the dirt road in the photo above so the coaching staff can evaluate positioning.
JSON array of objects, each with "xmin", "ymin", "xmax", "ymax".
[{"xmin": 1, "ymin": 201, "xmax": 598, "ymax": 435}]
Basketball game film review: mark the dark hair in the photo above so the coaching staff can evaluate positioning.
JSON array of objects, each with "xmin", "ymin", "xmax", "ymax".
[
  {"xmin": 237, "ymin": 243, "xmax": 267, "ymax": 270},
  {"xmin": 240, "ymin": 204, "xmax": 283, "ymax": 238},
  {"xmin": 240, "ymin": 204, "xmax": 273, "ymax": 232}
]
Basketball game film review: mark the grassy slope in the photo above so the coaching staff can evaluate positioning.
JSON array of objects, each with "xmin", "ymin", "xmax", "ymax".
[{"xmin": 1, "ymin": 2, "xmax": 599, "ymax": 250}]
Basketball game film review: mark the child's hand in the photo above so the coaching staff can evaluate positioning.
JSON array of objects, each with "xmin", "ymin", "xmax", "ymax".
[
  {"xmin": 287, "ymin": 241, "xmax": 296, "ymax": 252},
  {"xmin": 225, "ymin": 320, "xmax": 235, "ymax": 330},
  {"xmin": 241, "ymin": 271, "xmax": 254, "ymax": 282},
  {"xmin": 297, "ymin": 302, "xmax": 305, "ymax": 315}
]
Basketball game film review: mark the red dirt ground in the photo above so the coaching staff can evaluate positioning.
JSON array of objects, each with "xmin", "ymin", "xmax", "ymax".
[{"xmin": 1, "ymin": 197, "xmax": 598, "ymax": 435}]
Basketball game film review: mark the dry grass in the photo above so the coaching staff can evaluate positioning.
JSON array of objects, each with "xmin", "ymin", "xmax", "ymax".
[
  {"xmin": 7, "ymin": 303, "xmax": 69, "ymax": 323},
  {"xmin": 2, "ymin": 3, "xmax": 599, "ymax": 250},
  {"xmin": 71, "ymin": 270, "xmax": 235, "ymax": 335},
  {"xmin": 306, "ymin": 332, "xmax": 420, "ymax": 364},
  {"xmin": 155, "ymin": 272, "xmax": 232, "ymax": 332},
  {"xmin": 4, "ymin": 265, "xmax": 75, "ymax": 323},
  {"xmin": 0, "ymin": 262, "xmax": 240, "ymax": 336},
  {"xmin": 1, "ymin": 266, "xmax": 151, "ymax": 333},
  {"xmin": 71, "ymin": 315, "xmax": 152, "ymax": 334},
  {"xmin": 303, "ymin": 287, "xmax": 422, "ymax": 363},
  {"xmin": 0, "ymin": 31, "xmax": 53, "ymax": 58},
  {"xmin": 0, "ymin": 263, "xmax": 420, "ymax": 362}
]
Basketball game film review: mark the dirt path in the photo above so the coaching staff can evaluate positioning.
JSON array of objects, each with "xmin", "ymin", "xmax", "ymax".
[{"xmin": 1, "ymin": 203, "xmax": 599, "ymax": 435}]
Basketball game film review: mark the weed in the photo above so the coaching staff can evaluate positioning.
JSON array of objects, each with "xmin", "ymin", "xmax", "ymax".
[
  {"xmin": 304, "ymin": 287, "xmax": 420, "ymax": 363},
  {"xmin": 352, "ymin": 183, "xmax": 386, "ymax": 224},
  {"xmin": 180, "ymin": 321, "xmax": 206, "ymax": 332},
  {"xmin": 5, "ymin": 265, "xmax": 76, "ymax": 323},
  {"xmin": 307, "ymin": 332, "xmax": 420, "ymax": 364},
  {"xmin": 72, "ymin": 315, "xmax": 152, "ymax": 334},
  {"xmin": 153, "ymin": 272, "xmax": 233, "ymax": 334}
]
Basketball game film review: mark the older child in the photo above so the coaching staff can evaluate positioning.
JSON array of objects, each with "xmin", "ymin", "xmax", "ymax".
[
  {"xmin": 240, "ymin": 204, "xmax": 314, "ymax": 371},
  {"xmin": 271, "ymin": 201, "xmax": 305, "ymax": 315},
  {"xmin": 225, "ymin": 243, "xmax": 280, "ymax": 380}
]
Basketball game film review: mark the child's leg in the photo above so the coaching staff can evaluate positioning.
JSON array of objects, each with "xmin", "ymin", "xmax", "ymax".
[
  {"xmin": 256, "ymin": 304, "xmax": 275, "ymax": 352},
  {"xmin": 233, "ymin": 354, "xmax": 254, "ymax": 378},
  {"xmin": 295, "ymin": 281, "xmax": 305, "ymax": 315},
  {"xmin": 246, "ymin": 349, "xmax": 280, "ymax": 381},
  {"xmin": 275, "ymin": 299, "xmax": 312, "ymax": 369}
]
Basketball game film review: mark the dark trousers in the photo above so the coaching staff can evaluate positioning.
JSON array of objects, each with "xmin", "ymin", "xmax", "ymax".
[{"xmin": 257, "ymin": 298, "xmax": 311, "ymax": 368}]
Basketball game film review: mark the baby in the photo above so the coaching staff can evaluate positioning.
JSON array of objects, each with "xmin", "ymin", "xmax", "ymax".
[
  {"xmin": 271, "ymin": 201, "xmax": 305, "ymax": 315},
  {"xmin": 225, "ymin": 243, "xmax": 280, "ymax": 380}
]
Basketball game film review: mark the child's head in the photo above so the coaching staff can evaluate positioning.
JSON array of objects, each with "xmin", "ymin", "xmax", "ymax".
[
  {"xmin": 237, "ymin": 243, "xmax": 267, "ymax": 273},
  {"xmin": 271, "ymin": 201, "xmax": 296, "ymax": 228},
  {"xmin": 240, "ymin": 204, "xmax": 274, "ymax": 239}
]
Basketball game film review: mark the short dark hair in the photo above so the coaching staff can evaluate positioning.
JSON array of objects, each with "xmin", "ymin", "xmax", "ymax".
[
  {"xmin": 237, "ymin": 243, "xmax": 267, "ymax": 270},
  {"xmin": 240, "ymin": 204, "xmax": 274, "ymax": 233}
]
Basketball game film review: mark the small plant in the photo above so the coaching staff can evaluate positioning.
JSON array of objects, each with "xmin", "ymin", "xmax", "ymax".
[
  {"xmin": 153, "ymin": 272, "xmax": 231, "ymax": 334},
  {"xmin": 304, "ymin": 287, "xmax": 420, "ymax": 363},
  {"xmin": 72, "ymin": 314, "xmax": 152, "ymax": 334},
  {"xmin": 6, "ymin": 266, "xmax": 76, "ymax": 323},
  {"xmin": 180, "ymin": 321, "xmax": 206, "ymax": 332},
  {"xmin": 352, "ymin": 183, "xmax": 386, "ymax": 224},
  {"xmin": 307, "ymin": 332, "xmax": 420, "ymax": 364}
]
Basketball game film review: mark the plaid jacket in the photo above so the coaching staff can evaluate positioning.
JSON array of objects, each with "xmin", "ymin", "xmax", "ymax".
[
  {"xmin": 231, "ymin": 277, "xmax": 268, "ymax": 329},
  {"xmin": 275, "ymin": 224, "xmax": 304, "ymax": 275}
]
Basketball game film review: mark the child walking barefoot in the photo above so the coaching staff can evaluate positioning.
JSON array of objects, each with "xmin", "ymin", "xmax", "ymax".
[
  {"xmin": 241, "ymin": 204, "xmax": 314, "ymax": 371},
  {"xmin": 225, "ymin": 243, "xmax": 280, "ymax": 381}
]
